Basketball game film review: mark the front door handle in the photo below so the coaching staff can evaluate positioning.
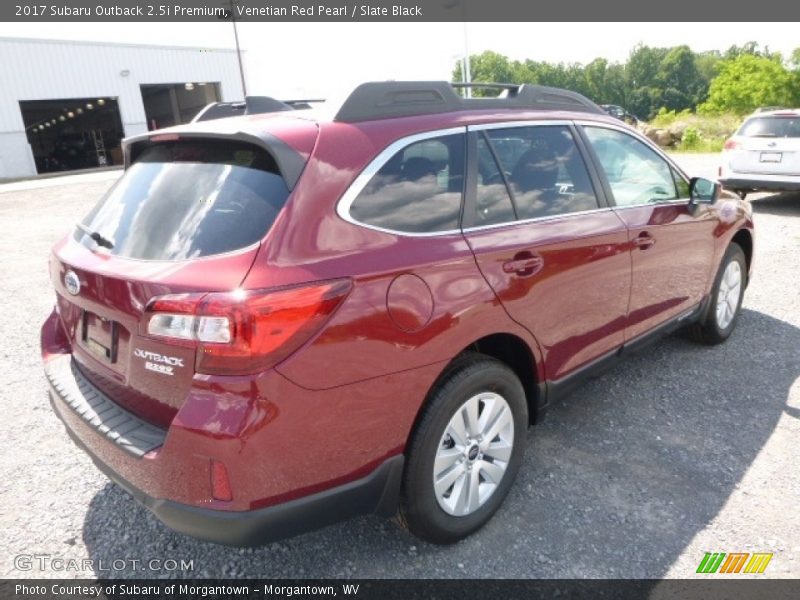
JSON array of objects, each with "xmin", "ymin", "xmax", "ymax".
[
  {"xmin": 632, "ymin": 232, "xmax": 656, "ymax": 250},
  {"xmin": 503, "ymin": 252, "xmax": 544, "ymax": 277}
]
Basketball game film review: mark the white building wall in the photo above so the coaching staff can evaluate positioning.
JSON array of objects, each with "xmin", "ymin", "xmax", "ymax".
[{"xmin": 0, "ymin": 37, "xmax": 243, "ymax": 179}]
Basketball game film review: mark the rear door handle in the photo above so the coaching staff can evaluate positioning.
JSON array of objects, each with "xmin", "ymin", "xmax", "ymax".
[
  {"xmin": 502, "ymin": 253, "xmax": 544, "ymax": 277},
  {"xmin": 632, "ymin": 232, "xmax": 656, "ymax": 250}
]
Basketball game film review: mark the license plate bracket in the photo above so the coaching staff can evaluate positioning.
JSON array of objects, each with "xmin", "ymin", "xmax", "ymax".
[
  {"xmin": 760, "ymin": 152, "xmax": 782, "ymax": 163},
  {"xmin": 81, "ymin": 310, "xmax": 119, "ymax": 363}
]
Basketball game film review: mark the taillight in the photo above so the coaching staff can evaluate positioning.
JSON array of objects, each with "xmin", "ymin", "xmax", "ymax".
[
  {"xmin": 724, "ymin": 139, "xmax": 741, "ymax": 151},
  {"xmin": 144, "ymin": 279, "xmax": 352, "ymax": 375}
]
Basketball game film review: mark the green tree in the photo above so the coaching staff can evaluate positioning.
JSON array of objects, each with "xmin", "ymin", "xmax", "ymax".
[
  {"xmin": 657, "ymin": 46, "xmax": 701, "ymax": 109},
  {"xmin": 724, "ymin": 41, "xmax": 777, "ymax": 60},
  {"xmin": 627, "ymin": 44, "xmax": 668, "ymax": 89},
  {"xmin": 695, "ymin": 51, "xmax": 723, "ymax": 96},
  {"xmin": 465, "ymin": 51, "xmax": 516, "ymax": 86},
  {"xmin": 699, "ymin": 54, "xmax": 800, "ymax": 115},
  {"xmin": 790, "ymin": 48, "xmax": 800, "ymax": 70}
]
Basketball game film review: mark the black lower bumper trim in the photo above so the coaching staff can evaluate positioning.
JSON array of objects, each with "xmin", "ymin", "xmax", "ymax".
[
  {"xmin": 720, "ymin": 177, "xmax": 800, "ymax": 192},
  {"xmin": 45, "ymin": 355, "xmax": 166, "ymax": 458},
  {"xmin": 149, "ymin": 455, "xmax": 404, "ymax": 546}
]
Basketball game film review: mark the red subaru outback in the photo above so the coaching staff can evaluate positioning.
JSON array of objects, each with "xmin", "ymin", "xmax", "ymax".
[{"xmin": 41, "ymin": 82, "xmax": 754, "ymax": 545}]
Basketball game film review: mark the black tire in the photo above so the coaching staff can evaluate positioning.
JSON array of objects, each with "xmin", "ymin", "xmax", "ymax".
[
  {"xmin": 397, "ymin": 354, "xmax": 528, "ymax": 544},
  {"xmin": 688, "ymin": 243, "xmax": 747, "ymax": 345}
]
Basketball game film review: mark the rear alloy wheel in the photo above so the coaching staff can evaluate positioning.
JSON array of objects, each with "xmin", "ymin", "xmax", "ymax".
[
  {"xmin": 433, "ymin": 391, "xmax": 514, "ymax": 516},
  {"xmin": 689, "ymin": 243, "xmax": 747, "ymax": 344},
  {"xmin": 398, "ymin": 355, "xmax": 527, "ymax": 544}
]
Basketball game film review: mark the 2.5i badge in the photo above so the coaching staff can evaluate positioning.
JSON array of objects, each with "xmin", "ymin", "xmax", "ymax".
[{"xmin": 134, "ymin": 348, "xmax": 184, "ymax": 376}]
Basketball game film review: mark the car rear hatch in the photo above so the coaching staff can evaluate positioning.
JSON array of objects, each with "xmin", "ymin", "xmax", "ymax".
[
  {"xmin": 728, "ymin": 114, "xmax": 800, "ymax": 176},
  {"xmin": 50, "ymin": 118, "xmax": 318, "ymax": 428}
]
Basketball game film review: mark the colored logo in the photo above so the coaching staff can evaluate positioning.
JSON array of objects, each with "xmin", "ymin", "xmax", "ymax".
[{"xmin": 696, "ymin": 552, "xmax": 773, "ymax": 574}]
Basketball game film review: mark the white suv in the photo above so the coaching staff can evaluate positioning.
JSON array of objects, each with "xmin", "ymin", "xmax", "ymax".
[{"xmin": 719, "ymin": 109, "xmax": 800, "ymax": 198}]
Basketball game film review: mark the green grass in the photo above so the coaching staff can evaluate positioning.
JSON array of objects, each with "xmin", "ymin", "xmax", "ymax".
[
  {"xmin": 672, "ymin": 138, "xmax": 725, "ymax": 153},
  {"xmin": 648, "ymin": 107, "xmax": 739, "ymax": 153}
]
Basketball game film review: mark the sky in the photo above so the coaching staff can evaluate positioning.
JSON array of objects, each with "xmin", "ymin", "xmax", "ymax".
[{"xmin": 0, "ymin": 22, "xmax": 797, "ymax": 98}]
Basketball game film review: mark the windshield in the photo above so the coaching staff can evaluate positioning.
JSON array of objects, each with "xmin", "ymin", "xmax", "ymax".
[{"xmin": 74, "ymin": 140, "xmax": 289, "ymax": 260}]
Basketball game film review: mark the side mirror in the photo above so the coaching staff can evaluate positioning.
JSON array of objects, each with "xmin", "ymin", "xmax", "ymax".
[{"xmin": 689, "ymin": 177, "xmax": 720, "ymax": 204}]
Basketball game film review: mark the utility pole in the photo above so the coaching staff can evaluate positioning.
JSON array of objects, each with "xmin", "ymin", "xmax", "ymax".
[
  {"xmin": 462, "ymin": 20, "xmax": 471, "ymax": 98},
  {"xmin": 225, "ymin": 0, "xmax": 247, "ymax": 98}
]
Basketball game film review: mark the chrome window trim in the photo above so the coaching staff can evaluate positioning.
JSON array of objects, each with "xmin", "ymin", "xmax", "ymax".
[
  {"xmin": 574, "ymin": 119, "xmax": 694, "ymax": 209},
  {"xmin": 336, "ymin": 119, "xmax": 694, "ymax": 239},
  {"xmin": 462, "ymin": 206, "xmax": 613, "ymax": 233},
  {"xmin": 336, "ymin": 126, "xmax": 467, "ymax": 238},
  {"xmin": 611, "ymin": 199, "xmax": 690, "ymax": 211}
]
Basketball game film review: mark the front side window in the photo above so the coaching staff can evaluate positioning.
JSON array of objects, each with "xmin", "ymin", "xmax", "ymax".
[
  {"xmin": 483, "ymin": 125, "xmax": 599, "ymax": 220},
  {"xmin": 583, "ymin": 126, "xmax": 678, "ymax": 207},
  {"xmin": 349, "ymin": 133, "xmax": 465, "ymax": 233}
]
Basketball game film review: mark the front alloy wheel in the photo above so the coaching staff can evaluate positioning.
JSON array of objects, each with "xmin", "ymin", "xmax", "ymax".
[
  {"xmin": 715, "ymin": 259, "xmax": 742, "ymax": 330},
  {"xmin": 689, "ymin": 242, "xmax": 747, "ymax": 344}
]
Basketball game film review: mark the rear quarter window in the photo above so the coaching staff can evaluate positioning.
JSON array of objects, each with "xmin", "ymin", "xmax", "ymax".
[
  {"xmin": 347, "ymin": 133, "xmax": 465, "ymax": 234},
  {"xmin": 74, "ymin": 140, "xmax": 289, "ymax": 260}
]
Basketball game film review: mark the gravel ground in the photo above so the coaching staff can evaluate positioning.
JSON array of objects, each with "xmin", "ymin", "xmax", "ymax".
[{"xmin": 0, "ymin": 154, "xmax": 798, "ymax": 579}]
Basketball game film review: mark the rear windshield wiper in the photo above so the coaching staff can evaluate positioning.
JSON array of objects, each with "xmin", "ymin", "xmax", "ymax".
[{"xmin": 75, "ymin": 223, "xmax": 114, "ymax": 249}]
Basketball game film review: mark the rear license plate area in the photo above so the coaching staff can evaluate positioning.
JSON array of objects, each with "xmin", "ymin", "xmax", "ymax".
[
  {"xmin": 760, "ymin": 152, "xmax": 782, "ymax": 163},
  {"xmin": 81, "ymin": 310, "xmax": 119, "ymax": 363}
]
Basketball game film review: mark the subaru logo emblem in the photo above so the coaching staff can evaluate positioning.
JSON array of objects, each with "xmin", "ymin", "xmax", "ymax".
[
  {"xmin": 768, "ymin": 141, "xmax": 777, "ymax": 147},
  {"xmin": 64, "ymin": 270, "xmax": 81, "ymax": 296}
]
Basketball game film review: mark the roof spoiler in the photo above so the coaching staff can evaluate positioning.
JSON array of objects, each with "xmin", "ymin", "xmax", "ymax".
[
  {"xmin": 192, "ymin": 96, "xmax": 326, "ymax": 122},
  {"xmin": 121, "ymin": 129, "xmax": 309, "ymax": 191},
  {"xmin": 334, "ymin": 81, "xmax": 604, "ymax": 123}
]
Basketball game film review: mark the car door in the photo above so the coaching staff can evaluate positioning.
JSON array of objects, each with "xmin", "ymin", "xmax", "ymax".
[
  {"xmin": 462, "ymin": 122, "xmax": 631, "ymax": 380},
  {"xmin": 578, "ymin": 123, "xmax": 717, "ymax": 341}
]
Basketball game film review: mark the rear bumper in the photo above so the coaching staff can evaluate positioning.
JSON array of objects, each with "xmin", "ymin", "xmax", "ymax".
[
  {"xmin": 50, "ymin": 386, "xmax": 403, "ymax": 546},
  {"xmin": 45, "ymin": 351, "xmax": 405, "ymax": 546},
  {"xmin": 720, "ymin": 176, "xmax": 800, "ymax": 192}
]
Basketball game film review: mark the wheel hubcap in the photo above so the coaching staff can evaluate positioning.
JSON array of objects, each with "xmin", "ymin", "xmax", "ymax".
[
  {"xmin": 433, "ymin": 392, "xmax": 514, "ymax": 517},
  {"xmin": 716, "ymin": 260, "xmax": 742, "ymax": 330}
]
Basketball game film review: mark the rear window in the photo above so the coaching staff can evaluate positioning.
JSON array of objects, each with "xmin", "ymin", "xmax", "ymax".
[
  {"xmin": 739, "ymin": 116, "xmax": 800, "ymax": 138},
  {"xmin": 74, "ymin": 140, "xmax": 289, "ymax": 260}
]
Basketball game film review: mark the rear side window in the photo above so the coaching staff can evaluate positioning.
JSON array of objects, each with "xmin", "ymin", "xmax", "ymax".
[
  {"xmin": 475, "ymin": 135, "xmax": 516, "ymax": 226},
  {"xmin": 74, "ymin": 140, "xmax": 289, "ymax": 260},
  {"xmin": 484, "ymin": 125, "xmax": 599, "ymax": 220},
  {"xmin": 348, "ymin": 133, "xmax": 465, "ymax": 233},
  {"xmin": 739, "ymin": 116, "xmax": 800, "ymax": 138}
]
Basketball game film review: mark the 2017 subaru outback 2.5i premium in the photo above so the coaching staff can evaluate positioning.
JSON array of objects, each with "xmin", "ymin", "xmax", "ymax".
[{"xmin": 42, "ymin": 81, "xmax": 754, "ymax": 545}]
